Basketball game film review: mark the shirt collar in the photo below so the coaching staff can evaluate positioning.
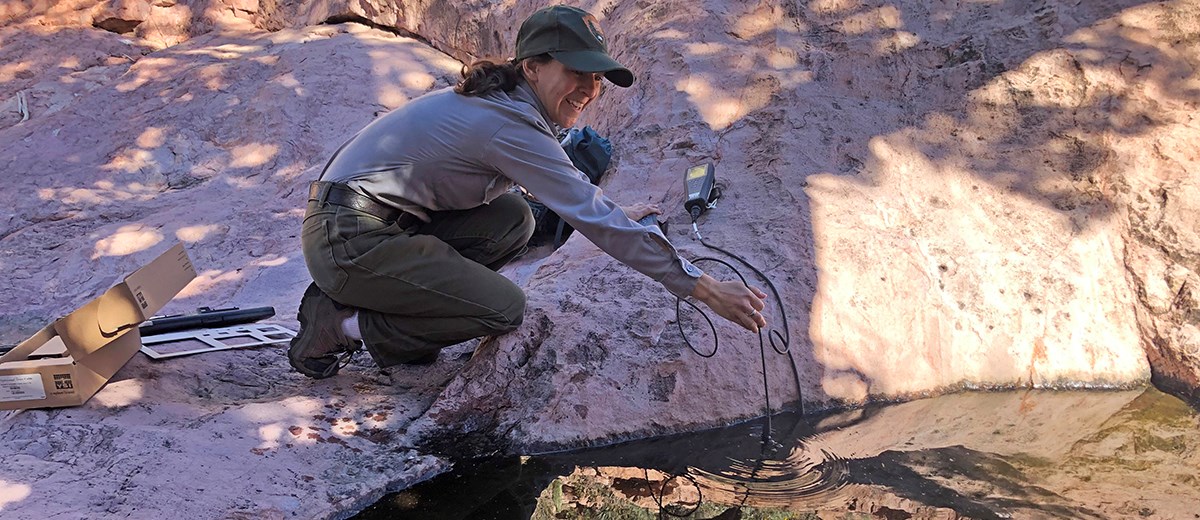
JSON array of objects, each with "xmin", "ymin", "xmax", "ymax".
[{"xmin": 512, "ymin": 80, "xmax": 562, "ymax": 135}]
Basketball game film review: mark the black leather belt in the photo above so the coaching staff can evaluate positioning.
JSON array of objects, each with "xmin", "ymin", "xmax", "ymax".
[{"xmin": 308, "ymin": 181, "xmax": 420, "ymax": 228}]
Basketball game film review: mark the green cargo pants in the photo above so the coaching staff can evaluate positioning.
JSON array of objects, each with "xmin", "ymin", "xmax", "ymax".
[{"xmin": 302, "ymin": 190, "xmax": 534, "ymax": 368}]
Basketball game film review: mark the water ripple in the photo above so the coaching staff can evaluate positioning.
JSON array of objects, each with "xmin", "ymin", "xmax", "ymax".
[{"xmin": 687, "ymin": 435, "xmax": 851, "ymax": 508}]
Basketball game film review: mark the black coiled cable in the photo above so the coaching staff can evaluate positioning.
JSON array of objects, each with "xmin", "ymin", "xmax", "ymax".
[
  {"xmin": 675, "ymin": 209, "xmax": 806, "ymax": 425},
  {"xmin": 644, "ymin": 209, "xmax": 807, "ymax": 518}
]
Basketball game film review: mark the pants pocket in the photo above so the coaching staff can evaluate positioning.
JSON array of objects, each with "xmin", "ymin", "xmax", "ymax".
[{"xmin": 302, "ymin": 214, "xmax": 349, "ymax": 294}]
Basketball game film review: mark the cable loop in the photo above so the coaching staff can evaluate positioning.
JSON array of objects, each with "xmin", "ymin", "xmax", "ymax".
[{"xmin": 676, "ymin": 215, "xmax": 806, "ymax": 423}]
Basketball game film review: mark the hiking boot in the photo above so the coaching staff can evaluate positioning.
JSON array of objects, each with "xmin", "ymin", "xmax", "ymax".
[{"xmin": 288, "ymin": 283, "xmax": 362, "ymax": 379}]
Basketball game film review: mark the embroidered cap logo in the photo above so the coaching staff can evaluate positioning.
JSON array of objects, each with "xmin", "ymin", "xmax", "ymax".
[{"xmin": 583, "ymin": 14, "xmax": 605, "ymax": 45}]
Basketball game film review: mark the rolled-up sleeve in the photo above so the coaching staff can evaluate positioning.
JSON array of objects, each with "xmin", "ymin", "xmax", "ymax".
[{"xmin": 484, "ymin": 121, "xmax": 703, "ymax": 298}]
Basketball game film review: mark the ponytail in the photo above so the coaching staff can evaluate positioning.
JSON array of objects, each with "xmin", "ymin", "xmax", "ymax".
[{"xmin": 455, "ymin": 55, "xmax": 552, "ymax": 96}]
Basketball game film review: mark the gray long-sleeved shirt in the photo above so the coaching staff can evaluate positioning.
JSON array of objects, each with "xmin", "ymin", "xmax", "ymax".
[{"xmin": 318, "ymin": 81, "xmax": 703, "ymax": 298}]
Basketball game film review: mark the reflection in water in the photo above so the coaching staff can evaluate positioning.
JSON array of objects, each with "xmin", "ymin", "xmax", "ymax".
[
  {"xmin": 356, "ymin": 388, "xmax": 1200, "ymax": 519},
  {"xmin": 357, "ymin": 412, "xmax": 841, "ymax": 519},
  {"xmin": 555, "ymin": 413, "xmax": 851, "ymax": 515},
  {"xmin": 622, "ymin": 417, "xmax": 853, "ymax": 516}
]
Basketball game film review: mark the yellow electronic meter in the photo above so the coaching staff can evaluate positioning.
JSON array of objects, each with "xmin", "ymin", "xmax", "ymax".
[{"xmin": 684, "ymin": 163, "xmax": 716, "ymax": 218}]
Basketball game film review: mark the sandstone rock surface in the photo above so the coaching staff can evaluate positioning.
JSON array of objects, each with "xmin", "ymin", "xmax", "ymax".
[
  {"xmin": 0, "ymin": 0, "xmax": 1197, "ymax": 517},
  {"xmin": 410, "ymin": 0, "xmax": 1199, "ymax": 452},
  {"xmin": 0, "ymin": 13, "xmax": 466, "ymax": 519}
]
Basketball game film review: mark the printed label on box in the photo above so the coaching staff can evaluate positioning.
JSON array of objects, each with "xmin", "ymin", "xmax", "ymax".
[
  {"xmin": 53, "ymin": 373, "xmax": 74, "ymax": 390},
  {"xmin": 0, "ymin": 374, "xmax": 47, "ymax": 402}
]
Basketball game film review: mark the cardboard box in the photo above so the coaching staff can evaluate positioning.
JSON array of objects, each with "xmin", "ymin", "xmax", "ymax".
[{"xmin": 0, "ymin": 243, "xmax": 196, "ymax": 410}]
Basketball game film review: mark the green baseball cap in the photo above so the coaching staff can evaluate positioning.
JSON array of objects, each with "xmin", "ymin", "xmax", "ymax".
[{"xmin": 514, "ymin": 5, "xmax": 635, "ymax": 88}]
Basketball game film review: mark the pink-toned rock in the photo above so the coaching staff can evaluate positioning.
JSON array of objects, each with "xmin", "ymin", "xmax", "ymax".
[
  {"xmin": 409, "ymin": 0, "xmax": 1198, "ymax": 453},
  {"xmin": 0, "ymin": 19, "xmax": 463, "ymax": 519},
  {"xmin": 0, "ymin": 0, "xmax": 96, "ymax": 27},
  {"xmin": 1, "ymin": 0, "xmax": 259, "ymax": 48},
  {"xmin": 256, "ymin": 0, "xmax": 515, "ymax": 62},
  {"xmin": 93, "ymin": 0, "xmax": 153, "ymax": 35},
  {"xmin": 1, "ymin": 0, "xmax": 1198, "ymax": 517},
  {"xmin": 0, "ymin": 350, "xmax": 451, "ymax": 518}
]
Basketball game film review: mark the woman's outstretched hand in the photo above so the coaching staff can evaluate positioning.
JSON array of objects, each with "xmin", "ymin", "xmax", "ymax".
[{"xmin": 690, "ymin": 274, "xmax": 768, "ymax": 332}]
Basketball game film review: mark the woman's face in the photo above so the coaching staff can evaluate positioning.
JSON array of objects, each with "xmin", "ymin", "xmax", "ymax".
[{"xmin": 523, "ymin": 59, "xmax": 604, "ymax": 128}]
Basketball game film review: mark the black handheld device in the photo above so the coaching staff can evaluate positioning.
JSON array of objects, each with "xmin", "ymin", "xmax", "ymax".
[
  {"xmin": 139, "ymin": 306, "xmax": 276, "ymax": 336},
  {"xmin": 637, "ymin": 213, "xmax": 668, "ymax": 235},
  {"xmin": 684, "ymin": 163, "xmax": 717, "ymax": 219}
]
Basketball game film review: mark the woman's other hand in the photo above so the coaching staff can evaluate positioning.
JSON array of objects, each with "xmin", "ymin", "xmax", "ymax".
[
  {"xmin": 622, "ymin": 203, "xmax": 661, "ymax": 222},
  {"xmin": 690, "ymin": 274, "xmax": 768, "ymax": 332}
]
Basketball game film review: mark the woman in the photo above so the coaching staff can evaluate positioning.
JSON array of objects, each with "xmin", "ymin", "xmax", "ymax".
[{"xmin": 289, "ymin": 5, "xmax": 768, "ymax": 379}]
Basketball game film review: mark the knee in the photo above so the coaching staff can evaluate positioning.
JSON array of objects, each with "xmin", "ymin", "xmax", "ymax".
[
  {"xmin": 494, "ymin": 192, "xmax": 535, "ymax": 245},
  {"xmin": 490, "ymin": 287, "xmax": 527, "ymax": 333}
]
